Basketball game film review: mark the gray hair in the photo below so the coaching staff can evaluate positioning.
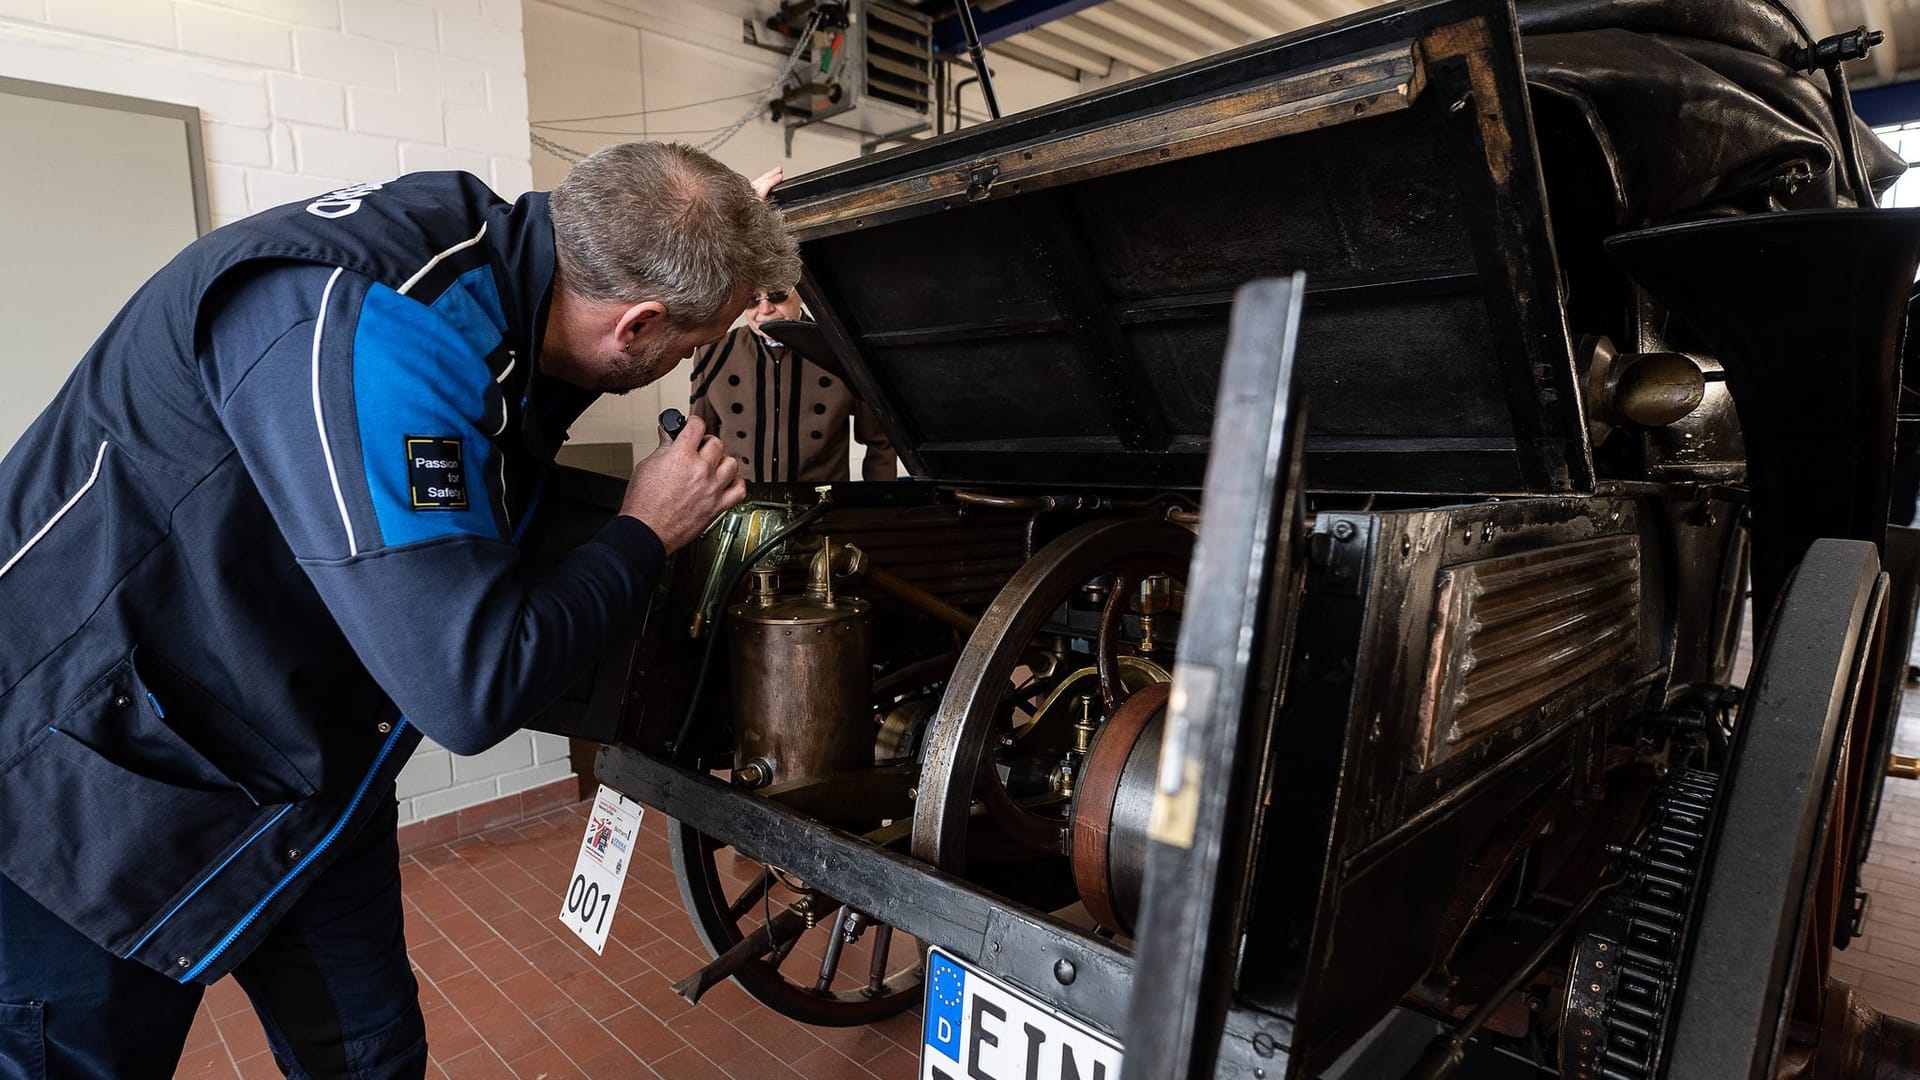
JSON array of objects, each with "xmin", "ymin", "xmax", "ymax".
[{"xmin": 549, "ymin": 142, "xmax": 802, "ymax": 327}]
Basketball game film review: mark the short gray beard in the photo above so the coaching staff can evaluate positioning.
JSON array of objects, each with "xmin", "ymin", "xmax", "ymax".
[{"xmin": 598, "ymin": 335, "xmax": 677, "ymax": 393}]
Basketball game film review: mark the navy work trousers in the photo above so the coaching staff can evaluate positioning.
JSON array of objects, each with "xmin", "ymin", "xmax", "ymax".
[{"xmin": 0, "ymin": 794, "xmax": 425, "ymax": 1079}]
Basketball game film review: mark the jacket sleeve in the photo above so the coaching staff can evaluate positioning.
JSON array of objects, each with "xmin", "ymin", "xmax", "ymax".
[{"xmin": 204, "ymin": 265, "xmax": 661, "ymax": 755}]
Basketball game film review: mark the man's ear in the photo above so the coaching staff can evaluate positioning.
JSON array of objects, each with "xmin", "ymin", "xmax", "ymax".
[{"xmin": 615, "ymin": 300, "xmax": 669, "ymax": 349}]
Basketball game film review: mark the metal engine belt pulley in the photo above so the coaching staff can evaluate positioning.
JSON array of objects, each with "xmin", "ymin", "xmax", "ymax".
[
  {"xmin": 910, "ymin": 517, "xmax": 1195, "ymax": 873},
  {"xmin": 1070, "ymin": 681, "xmax": 1171, "ymax": 936}
]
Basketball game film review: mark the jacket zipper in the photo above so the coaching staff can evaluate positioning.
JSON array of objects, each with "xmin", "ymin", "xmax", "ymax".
[{"xmin": 176, "ymin": 718, "xmax": 411, "ymax": 982}]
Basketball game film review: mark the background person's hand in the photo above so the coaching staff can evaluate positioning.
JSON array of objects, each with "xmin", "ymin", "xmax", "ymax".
[
  {"xmin": 620, "ymin": 413, "xmax": 745, "ymax": 552},
  {"xmin": 750, "ymin": 166, "xmax": 783, "ymax": 200}
]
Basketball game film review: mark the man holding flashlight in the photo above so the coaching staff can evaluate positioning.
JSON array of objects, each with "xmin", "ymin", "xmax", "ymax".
[{"xmin": 0, "ymin": 142, "xmax": 793, "ymax": 1077}]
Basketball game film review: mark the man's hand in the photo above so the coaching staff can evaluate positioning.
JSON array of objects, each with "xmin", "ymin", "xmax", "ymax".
[
  {"xmin": 750, "ymin": 166, "xmax": 783, "ymax": 200},
  {"xmin": 621, "ymin": 413, "xmax": 745, "ymax": 553}
]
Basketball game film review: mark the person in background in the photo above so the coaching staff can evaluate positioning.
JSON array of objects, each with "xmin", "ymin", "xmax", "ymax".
[{"xmin": 688, "ymin": 280, "xmax": 899, "ymax": 483}]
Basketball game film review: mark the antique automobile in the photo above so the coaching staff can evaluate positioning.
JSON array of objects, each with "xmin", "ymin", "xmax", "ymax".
[{"xmin": 524, "ymin": 0, "xmax": 1920, "ymax": 1075}]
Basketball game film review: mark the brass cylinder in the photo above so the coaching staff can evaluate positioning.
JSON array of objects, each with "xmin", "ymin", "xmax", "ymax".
[
  {"xmin": 1611, "ymin": 352, "xmax": 1707, "ymax": 427},
  {"xmin": 728, "ymin": 592, "xmax": 872, "ymax": 787}
]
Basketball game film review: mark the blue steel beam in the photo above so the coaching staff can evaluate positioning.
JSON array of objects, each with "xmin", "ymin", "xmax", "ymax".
[
  {"xmin": 1855, "ymin": 79, "xmax": 1920, "ymax": 126},
  {"xmin": 930, "ymin": 0, "xmax": 1113, "ymax": 55}
]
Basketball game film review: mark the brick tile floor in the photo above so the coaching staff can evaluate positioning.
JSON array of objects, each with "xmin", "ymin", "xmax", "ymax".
[
  {"xmin": 177, "ymin": 689, "xmax": 1920, "ymax": 1079},
  {"xmin": 1832, "ymin": 683, "xmax": 1920, "ymax": 1026},
  {"xmin": 178, "ymin": 803, "xmax": 925, "ymax": 1079}
]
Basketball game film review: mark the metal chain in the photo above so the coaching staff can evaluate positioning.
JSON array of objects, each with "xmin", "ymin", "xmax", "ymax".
[
  {"xmin": 529, "ymin": 131, "xmax": 586, "ymax": 163},
  {"xmin": 700, "ymin": 9, "xmax": 823, "ymax": 154}
]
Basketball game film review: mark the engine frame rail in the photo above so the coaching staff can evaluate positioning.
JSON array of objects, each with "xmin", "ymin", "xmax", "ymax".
[{"xmin": 597, "ymin": 744, "xmax": 1308, "ymax": 1077}]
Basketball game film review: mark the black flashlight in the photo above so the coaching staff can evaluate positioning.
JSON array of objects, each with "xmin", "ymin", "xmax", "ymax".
[{"xmin": 660, "ymin": 408, "xmax": 687, "ymax": 440}]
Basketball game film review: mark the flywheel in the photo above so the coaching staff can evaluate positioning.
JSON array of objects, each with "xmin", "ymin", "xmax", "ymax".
[{"xmin": 910, "ymin": 517, "xmax": 1195, "ymax": 874}]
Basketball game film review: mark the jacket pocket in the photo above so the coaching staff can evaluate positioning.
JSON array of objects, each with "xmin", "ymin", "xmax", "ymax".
[
  {"xmin": 0, "ymin": 1002, "xmax": 43, "ymax": 1080},
  {"xmin": 129, "ymin": 648, "xmax": 315, "ymax": 804},
  {"xmin": 0, "ymin": 662, "xmax": 285, "ymax": 956}
]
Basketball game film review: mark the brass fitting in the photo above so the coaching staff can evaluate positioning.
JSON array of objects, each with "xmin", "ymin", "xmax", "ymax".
[
  {"xmin": 825, "ymin": 541, "xmax": 975, "ymax": 633},
  {"xmin": 1051, "ymin": 756, "xmax": 1077, "ymax": 798},
  {"xmin": 1053, "ymin": 693, "xmax": 1101, "ymax": 797},
  {"xmin": 735, "ymin": 758, "xmax": 775, "ymax": 789},
  {"xmin": 804, "ymin": 537, "xmax": 867, "ymax": 606},
  {"xmin": 807, "ymin": 535, "xmax": 837, "ymax": 607},
  {"xmin": 1134, "ymin": 573, "xmax": 1174, "ymax": 654},
  {"xmin": 749, "ymin": 567, "xmax": 780, "ymax": 607},
  {"xmin": 1071, "ymin": 693, "xmax": 1098, "ymax": 756}
]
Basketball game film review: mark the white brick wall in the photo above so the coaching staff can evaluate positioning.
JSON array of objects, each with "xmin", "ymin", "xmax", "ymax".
[
  {"xmin": 268, "ymin": 70, "xmax": 343, "ymax": 126},
  {"xmin": 290, "ymin": 122, "xmax": 399, "ymax": 175},
  {"xmin": 1, "ymin": 0, "xmax": 559, "ymax": 824},
  {"xmin": 438, "ymin": 11, "xmax": 522, "ymax": 70},
  {"xmin": 393, "ymin": 731, "xmax": 575, "ymax": 825},
  {"xmin": 0, "ymin": 1, "xmax": 530, "ymax": 232},
  {"xmin": 45, "ymin": 0, "xmax": 176, "ymax": 48},
  {"xmin": 175, "ymin": 3, "xmax": 295, "ymax": 69},
  {"xmin": 340, "ymin": 0, "xmax": 437, "ymax": 51},
  {"xmin": 293, "ymin": 27, "xmax": 395, "ymax": 90},
  {"xmin": 439, "ymin": 55, "xmax": 490, "ymax": 106}
]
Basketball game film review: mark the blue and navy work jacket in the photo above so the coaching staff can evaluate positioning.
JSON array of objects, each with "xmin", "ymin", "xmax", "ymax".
[{"xmin": 0, "ymin": 172, "xmax": 663, "ymax": 983}]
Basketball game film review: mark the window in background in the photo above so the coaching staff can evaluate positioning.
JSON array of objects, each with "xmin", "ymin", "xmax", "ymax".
[{"xmin": 1875, "ymin": 121, "xmax": 1920, "ymax": 208}]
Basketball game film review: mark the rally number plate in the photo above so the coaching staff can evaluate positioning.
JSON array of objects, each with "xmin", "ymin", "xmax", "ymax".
[
  {"xmin": 556, "ymin": 785, "xmax": 643, "ymax": 954},
  {"xmin": 920, "ymin": 947, "xmax": 1123, "ymax": 1080}
]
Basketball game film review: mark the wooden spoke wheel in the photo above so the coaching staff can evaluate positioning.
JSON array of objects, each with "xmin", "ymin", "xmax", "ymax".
[{"xmin": 667, "ymin": 822, "xmax": 922, "ymax": 1027}]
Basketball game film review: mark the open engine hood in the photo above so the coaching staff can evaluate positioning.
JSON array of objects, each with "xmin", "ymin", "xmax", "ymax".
[{"xmin": 772, "ymin": 0, "xmax": 1590, "ymax": 495}]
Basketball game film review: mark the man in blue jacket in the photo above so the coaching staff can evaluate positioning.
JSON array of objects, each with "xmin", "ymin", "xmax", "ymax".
[{"xmin": 0, "ymin": 142, "xmax": 796, "ymax": 1077}]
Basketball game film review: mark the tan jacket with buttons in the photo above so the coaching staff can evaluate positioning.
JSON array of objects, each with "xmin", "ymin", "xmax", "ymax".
[{"xmin": 689, "ymin": 325, "xmax": 899, "ymax": 483}]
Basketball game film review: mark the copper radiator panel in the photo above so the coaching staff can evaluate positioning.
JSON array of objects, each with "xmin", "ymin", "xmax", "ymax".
[
  {"xmin": 1413, "ymin": 535, "xmax": 1642, "ymax": 771},
  {"xmin": 817, "ymin": 506, "xmax": 1028, "ymax": 609}
]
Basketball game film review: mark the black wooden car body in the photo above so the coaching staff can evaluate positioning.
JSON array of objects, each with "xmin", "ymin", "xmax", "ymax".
[{"xmin": 527, "ymin": 1, "xmax": 1920, "ymax": 1076}]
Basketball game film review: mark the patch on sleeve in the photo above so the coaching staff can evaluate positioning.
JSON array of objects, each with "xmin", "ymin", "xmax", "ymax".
[{"xmin": 405, "ymin": 436, "xmax": 469, "ymax": 510}]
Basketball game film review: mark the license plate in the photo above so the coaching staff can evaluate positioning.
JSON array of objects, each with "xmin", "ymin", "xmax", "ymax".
[{"xmin": 920, "ymin": 947, "xmax": 1123, "ymax": 1080}]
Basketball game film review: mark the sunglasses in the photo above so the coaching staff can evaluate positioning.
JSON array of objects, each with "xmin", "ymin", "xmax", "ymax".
[{"xmin": 749, "ymin": 289, "xmax": 792, "ymax": 307}]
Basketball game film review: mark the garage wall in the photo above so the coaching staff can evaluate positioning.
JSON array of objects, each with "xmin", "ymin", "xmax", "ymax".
[
  {"xmin": 523, "ymin": 0, "xmax": 1084, "ymax": 467},
  {"xmin": 0, "ymin": 0, "xmax": 532, "ymax": 227},
  {"xmin": 0, "ymin": 0, "xmax": 1085, "ymax": 828},
  {"xmin": 0, "ymin": 0, "xmax": 563, "ymax": 827}
]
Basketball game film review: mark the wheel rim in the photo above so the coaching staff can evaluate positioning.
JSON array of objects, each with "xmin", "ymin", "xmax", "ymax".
[
  {"xmin": 1662, "ymin": 539, "xmax": 1888, "ymax": 1080},
  {"xmin": 667, "ymin": 819, "xmax": 922, "ymax": 1026}
]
